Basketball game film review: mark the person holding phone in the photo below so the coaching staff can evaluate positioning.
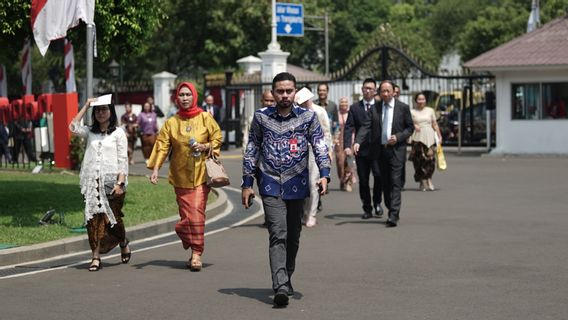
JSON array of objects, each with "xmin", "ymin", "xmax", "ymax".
[
  {"xmin": 69, "ymin": 97, "xmax": 130, "ymax": 271},
  {"xmin": 147, "ymin": 81, "xmax": 222, "ymax": 272},
  {"xmin": 241, "ymin": 72, "xmax": 331, "ymax": 307}
]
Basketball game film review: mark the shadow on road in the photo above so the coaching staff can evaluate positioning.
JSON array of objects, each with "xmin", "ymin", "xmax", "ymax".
[
  {"xmin": 218, "ymin": 287, "xmax": 304, "ymax": 305},
  {"xmin": 324, "ymin": 213, "xmax": 387, "ymax": 226},
  {"xmin": 219, "ymin": 287, "xmax": 275, "ymax": 305},
  {"xmin": 132, "ymin": 259, "xmax": 213, "ymax": 270}
]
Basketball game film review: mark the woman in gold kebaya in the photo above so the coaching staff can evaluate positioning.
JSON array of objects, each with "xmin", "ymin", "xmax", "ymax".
[{"xmin": 147, "ymin": 82, "xmax": 222, "ymax": 271}]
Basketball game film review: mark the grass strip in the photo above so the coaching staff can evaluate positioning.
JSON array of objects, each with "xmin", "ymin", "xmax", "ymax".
[{"xmin": 0, "ymin": 171, "xmax": 216, "ymax": 246}]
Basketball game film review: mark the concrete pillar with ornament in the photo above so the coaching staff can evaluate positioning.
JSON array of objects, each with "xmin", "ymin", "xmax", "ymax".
[
  {"xmin": 258, "ymin": 0, "xmax": 290, "ymax": 82},
  {"xmin": 258, "ymin": 46, "xmax": 290, "ymax": 83},
  {"xmin": 152, "ymin": 71, "xmax": 177, "ymax": 128},
  {"xmin": 237, "ymin": 56, "xmax": 263, "ymax": 148}
]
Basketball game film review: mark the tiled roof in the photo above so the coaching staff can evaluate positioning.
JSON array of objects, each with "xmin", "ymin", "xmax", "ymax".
[{"xmin": 464, "ymin": 15, "xmax": 568, "ymax": 70}]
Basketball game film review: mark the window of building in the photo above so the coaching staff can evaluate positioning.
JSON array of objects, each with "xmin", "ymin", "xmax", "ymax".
[{"xmin": 512, "ymin": 82, "xmax": 568, "ymax": 120}]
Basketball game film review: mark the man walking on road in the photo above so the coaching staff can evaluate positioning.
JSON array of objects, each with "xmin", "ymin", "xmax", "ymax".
[
  {"xmin": 314, "ymin": 83, "xmax": 338, "ymax": 136},
  {"xmin": 353, "ymin": 80, "xmax": 414, "ymax": 227},
  {"xmin": 241, "ymin": 72, "xmax": 331, "ymax": 307},
  {"xmin": 343, "ymin": 78, "xmax": 384, "ymax": 219}
]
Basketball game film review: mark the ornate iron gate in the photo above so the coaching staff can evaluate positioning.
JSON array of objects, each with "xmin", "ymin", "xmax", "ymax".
[{"xmin": 215, "ymin": 45, "xmax": 495, "ymax": 149}]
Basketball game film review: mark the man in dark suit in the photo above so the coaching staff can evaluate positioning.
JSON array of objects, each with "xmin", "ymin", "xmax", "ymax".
[
  {"xmin": 202, "ymin": 94, "xmax": 222, "ymax": 124},
  {"xmin": 343, "ymin": 78, "xmax": 384, "ymax": 219},
  {"xmin": 353, "ymin": 80, "xmax": 414, "ymax": 227}
]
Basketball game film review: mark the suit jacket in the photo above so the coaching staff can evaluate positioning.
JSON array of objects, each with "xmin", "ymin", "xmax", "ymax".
[
  {"xmin": 343, "ymin": 99, "xmax": 378, "ymax": 157},
  {"xmin": 201, "ymin": 104, "xmax": 222, "ymax": 124},
  {"xmin": 355, "ymin": 99, "xmax": 414, "ymax": 162}
]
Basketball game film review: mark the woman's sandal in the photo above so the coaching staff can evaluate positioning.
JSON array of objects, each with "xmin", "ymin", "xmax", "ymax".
[
  {"xmin": 119, "ymin": 239, "xmax": 131, "ymax": 264},
  {"xmin": 89, "ymin": 258, "xmax": 102, "ymax": 271},
  {"xmin": 188, "ymin": 255, "xmax": 202, "ymax": 272}
]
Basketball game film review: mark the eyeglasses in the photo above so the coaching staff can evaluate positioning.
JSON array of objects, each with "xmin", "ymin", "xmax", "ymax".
[
  {"xmin": 362, "ymin": 87, "xmax": 375, "ymax": 92},
  {"xmin": 178, "ymin": 93, "xmax": 192, "ymax": 97}
]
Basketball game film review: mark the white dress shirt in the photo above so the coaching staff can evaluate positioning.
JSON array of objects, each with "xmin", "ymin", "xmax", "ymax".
[{"xmin": 381, "ymin": 100, "xmax": 394, "ymax": 144}]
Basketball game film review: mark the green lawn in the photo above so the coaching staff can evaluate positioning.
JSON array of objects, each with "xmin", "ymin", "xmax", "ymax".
[{"xmin": 0, "ymin": 171, "xmax": 216, "ymax": 246}]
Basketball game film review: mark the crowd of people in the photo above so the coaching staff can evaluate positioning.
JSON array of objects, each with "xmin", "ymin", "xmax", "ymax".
[
  {"xmin": 240, "ymin": 73, "xmax": 448, "ymax": 306},
  {"xmin": 68, "ymin": 88, "xmax": 224, "ymax": 272},
  {"xmin": 68, "ymin": 72, "xmax": 444, "ymax": 308}
]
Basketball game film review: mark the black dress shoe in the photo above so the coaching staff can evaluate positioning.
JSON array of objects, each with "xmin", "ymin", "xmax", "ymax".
[
  {"xmin": 375, "ymin": 205, "xmax": 384, "ymax": 217},
  {"xmin": 361, "ymin": 211, "xmax": 373, "ymax": 219},
  {"xmin": 385, "ymin": 220, "xmax": 397, "ymax": 228},
  {"xmin": 274, "ymin": 288, "xmax": 289, "ymax": 306},
  {"xmin": 287, "ymin": 281, "xmax": 294, "ymax": 296}
]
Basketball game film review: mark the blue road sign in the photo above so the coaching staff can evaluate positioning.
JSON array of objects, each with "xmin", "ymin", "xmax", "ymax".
[{"xmin": 276, "ymin": 3, "xmax": 304, "ymax": 37}]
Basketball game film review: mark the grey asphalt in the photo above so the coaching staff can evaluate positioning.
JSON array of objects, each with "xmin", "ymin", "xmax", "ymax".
[{"xmin": 0, "ymin": 147, "xmax": 567, "ymax": 320}]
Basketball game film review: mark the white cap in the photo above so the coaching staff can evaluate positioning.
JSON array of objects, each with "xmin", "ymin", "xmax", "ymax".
[{"xmin": 295, "ymin": 87, "xmax": 314, "ymax": 105}]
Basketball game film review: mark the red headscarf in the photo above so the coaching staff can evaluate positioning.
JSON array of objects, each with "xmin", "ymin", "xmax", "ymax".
[{"xmin": 176, "ymin": 81, "xmax": 202, "ymax": 119}]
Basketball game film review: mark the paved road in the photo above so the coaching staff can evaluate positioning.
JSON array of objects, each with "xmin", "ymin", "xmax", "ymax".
[{"xmin": 1, "ymin": 148, "xmax": 567, "ymax": 319}]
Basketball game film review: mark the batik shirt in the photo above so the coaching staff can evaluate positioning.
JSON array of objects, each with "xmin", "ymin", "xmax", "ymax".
[{"xmin": 242, "ymin": 105, "xmax": 331, "ymax": 200}]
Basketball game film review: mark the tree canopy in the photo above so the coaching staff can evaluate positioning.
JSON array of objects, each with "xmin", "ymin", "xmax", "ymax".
[{"xmin": 1, "ymin": 0, "xmax": 568, "ymax": 96}]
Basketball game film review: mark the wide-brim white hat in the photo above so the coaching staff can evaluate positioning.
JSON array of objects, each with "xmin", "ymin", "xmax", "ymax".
[{"xmin": 295, "ymin": 87, "xmax": 314, "ymax": 105}]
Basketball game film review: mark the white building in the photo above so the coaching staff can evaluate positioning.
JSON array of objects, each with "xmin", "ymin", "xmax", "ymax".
[{"xmin": 464, "ymin": 15, "xmax": 568, "ymax": 155}]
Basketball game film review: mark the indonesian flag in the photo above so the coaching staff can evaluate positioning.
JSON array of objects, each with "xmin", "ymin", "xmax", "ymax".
[
  {"xmin": 64, "ymin": 39, "xmax": 77, "ymax": 92},
  {"xmin": 21, "ymin": 40, "xmax": 32, "ymax": 95},
  {"xmin": 0, "ymin": 65, "xmax": 7, "ymax": 97},
  {"xmin": 31, "ymin": 0, "xmax": 95, "ymax": 56}
]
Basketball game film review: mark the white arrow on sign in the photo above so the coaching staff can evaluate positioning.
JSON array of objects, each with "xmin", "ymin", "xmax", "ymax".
[{"xmin": 284, "ymin": 24, "xmax": 292, "ymax": 34}]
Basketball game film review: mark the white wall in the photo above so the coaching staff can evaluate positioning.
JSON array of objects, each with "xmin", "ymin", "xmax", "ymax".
[{"xmin": 492, "ymin": 69, "xmax": 568, "ymax": 155}]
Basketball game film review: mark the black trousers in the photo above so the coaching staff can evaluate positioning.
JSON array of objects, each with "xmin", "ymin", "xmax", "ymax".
[
  {"xmin": 12, "ymin": 137, "xmax": 36, "ymax": 162},
  {"xmin": 262, "ymin": 196, "xmax": 304, "ymax": 292},
  {"xmin": 378, "ymin": 149, "xmax": 405, "ymax": 222},
  {"xmin": 355, "ymin": 155, "xmax": 382, "ymax": 213}
]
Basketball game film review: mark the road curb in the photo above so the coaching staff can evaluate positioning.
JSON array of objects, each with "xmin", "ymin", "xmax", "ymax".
[{"xmin": 0, "ymin": 188, "xmax": 228, "ymax": 267}]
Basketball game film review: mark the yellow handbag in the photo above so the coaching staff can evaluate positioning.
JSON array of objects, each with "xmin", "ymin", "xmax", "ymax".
[{"xmin": 436, "ymin": 144, "xmax": 447, "ymax": 171}]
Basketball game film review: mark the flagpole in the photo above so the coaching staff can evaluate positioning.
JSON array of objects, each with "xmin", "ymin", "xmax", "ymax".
[
  {"xmin": 86, "ymin": 24, "xmax": 93, "ymax": 100},
  {"xmin": 84, "ymin": 23, "xmax": 94, "ymax": 125}
]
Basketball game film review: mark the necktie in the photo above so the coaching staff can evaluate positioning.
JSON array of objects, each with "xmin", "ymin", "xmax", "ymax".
[
  {"xmin": 365, "ymin": 103, "xmax": 370, "ymax": 112},
  {"xmin": 382, "ymin": 103, "xmax": 390, "ymax": 144}
]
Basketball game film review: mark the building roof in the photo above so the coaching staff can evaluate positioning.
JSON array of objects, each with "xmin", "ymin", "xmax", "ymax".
[{"xmin": 464, "ymin": 15, "xmax": 568, "ymax": 70}]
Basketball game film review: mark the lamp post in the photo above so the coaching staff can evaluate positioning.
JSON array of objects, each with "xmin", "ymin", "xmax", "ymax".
[{"xmin": 109, "ymin": 59, "xmax": 120, "ymax": 104}]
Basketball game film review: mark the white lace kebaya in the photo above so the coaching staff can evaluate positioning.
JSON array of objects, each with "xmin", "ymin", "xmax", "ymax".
[{"xmin": 69, "ymin": 121, "xmax": 128, "ymax": 226}]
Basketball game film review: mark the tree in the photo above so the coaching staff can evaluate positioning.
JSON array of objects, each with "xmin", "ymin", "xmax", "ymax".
[
  {"xmin": 0, "ymin": 0, "xmax": 164, "ymax": 95},
  {"xmin": 457, "ymin": 2, "xmax": 529, "ymax": 62},
  {"xmin": 456, "ymin": 0, "xmax": 568, "ymax": 62},
  {"xmin": 122, "ymin": 0, "xmax": 272, "ymax": 80},
  {"xmin": 428, "ymin": 0, "xmax": 493, "ymax": 56}
]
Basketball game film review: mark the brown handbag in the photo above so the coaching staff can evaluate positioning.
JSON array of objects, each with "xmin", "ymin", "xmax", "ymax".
[{"xmin": 205, "ymin": 143, "xmax": 230, "ymax": 187}]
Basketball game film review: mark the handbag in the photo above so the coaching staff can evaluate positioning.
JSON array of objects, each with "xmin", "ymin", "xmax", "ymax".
[
  {"xmin": 205, "ymin": 144, "xmax": 230, "ymax": 188},
  {"xmin": 436, "ymin": 143, "xmax": 447, "ymax": 171}
]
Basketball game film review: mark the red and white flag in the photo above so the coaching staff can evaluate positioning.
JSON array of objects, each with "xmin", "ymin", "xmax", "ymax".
[
  {"xmin": 21, "ymin": 40, "xmax": 32, "ymax": 95},
  {"xmin": 0, "ymin": 65, "xmax": 7, "ymax": 97},
  {"xmin": 31, "ymin": 0, "xmax": 95, "ymax": 56},
  {"xmin": 64, "ymin": 38, "xmax": 77, "ymax": 92}
]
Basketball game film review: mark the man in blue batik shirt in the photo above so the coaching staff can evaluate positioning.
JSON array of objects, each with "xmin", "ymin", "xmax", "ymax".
[{"xmin": 241, "ymin": 72, "xmax": 330, "ymax": 307}]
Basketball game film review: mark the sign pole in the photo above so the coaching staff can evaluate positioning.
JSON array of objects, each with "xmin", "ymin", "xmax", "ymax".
[
  {"xmin": 269, "ymin": 0, "xmax": 280, "ymax": 50},
  {"xmin": 305, "ymin": 13, "xmax": 330, "ymax": 75},
  {"xmin": 324, "ymin": 12, "xmax": 329, "ymax": 75}
]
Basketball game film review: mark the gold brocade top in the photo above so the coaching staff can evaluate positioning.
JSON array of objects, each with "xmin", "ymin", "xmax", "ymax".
[{"xmin": 147, "ymin": 112, "xmax": 222, "ymax": 188}]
